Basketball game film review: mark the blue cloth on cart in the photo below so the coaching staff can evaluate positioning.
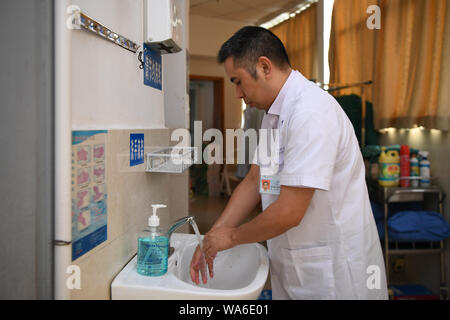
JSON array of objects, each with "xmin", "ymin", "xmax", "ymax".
[
  {"xmin": 388, "ymin": 211, "xmax": 450, "ymax": 242},
  {"xmin": 390, "ymin": 284, "xmax": 433, "ymax": 296}
]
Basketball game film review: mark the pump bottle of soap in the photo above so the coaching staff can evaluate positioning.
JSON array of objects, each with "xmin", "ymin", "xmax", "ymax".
[{"xmin": 137, "ymin": 204, "xmax": 169, "ymax": 276}]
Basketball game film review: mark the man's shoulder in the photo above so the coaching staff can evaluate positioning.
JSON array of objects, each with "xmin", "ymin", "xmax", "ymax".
[{"xmin": 287, "ymin": 84, "xmax": 341, "ymax": 120}]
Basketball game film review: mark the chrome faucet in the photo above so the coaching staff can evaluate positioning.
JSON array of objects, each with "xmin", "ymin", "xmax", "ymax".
[{"xmin": 167, "ymin": 216, "xmax": 195, "ymax": 257}]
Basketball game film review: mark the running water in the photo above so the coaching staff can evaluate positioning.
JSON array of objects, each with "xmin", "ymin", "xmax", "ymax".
[
  {"xmin": 190, "ymin": 219, "xmax": 203, "ymax": 250},
  {"xmin": 189, "ymin": 219, "xmax": 209, "ymax": 285}
]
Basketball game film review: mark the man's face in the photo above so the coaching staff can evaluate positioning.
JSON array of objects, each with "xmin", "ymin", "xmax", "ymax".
[{"xmin": 224, "ymin": 57, "xmax": 270, "ymax": 110}]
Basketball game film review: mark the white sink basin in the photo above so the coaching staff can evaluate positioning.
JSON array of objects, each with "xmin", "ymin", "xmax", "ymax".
[{"xmin": 111, "ymin": 233, "xmax": 269, "ymax": 300}]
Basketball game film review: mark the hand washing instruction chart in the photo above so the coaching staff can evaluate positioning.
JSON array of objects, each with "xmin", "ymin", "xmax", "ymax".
[{"xmin": 71, "ymin": 130, "xmax": 108, "ymax": 261}]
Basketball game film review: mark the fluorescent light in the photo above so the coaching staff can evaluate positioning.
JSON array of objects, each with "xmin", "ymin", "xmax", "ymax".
[
  {"xmin": 260, "ymin": 0, "xmax": 319, "ymax": 29},
  {"xmin": 380, "ymin": 127, "xmax": 396, "ymax": 134}
]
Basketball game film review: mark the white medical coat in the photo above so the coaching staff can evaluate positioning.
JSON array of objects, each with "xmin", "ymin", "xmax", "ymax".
[{"xmin": 255, "ymin": 70, "xmax": 388, "ymax": 300}]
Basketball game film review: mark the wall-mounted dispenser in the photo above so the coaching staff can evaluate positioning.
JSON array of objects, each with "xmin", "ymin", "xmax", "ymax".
[{"xmin": 144, "ymin": 0, "xmax": 182, "ymax": 54}]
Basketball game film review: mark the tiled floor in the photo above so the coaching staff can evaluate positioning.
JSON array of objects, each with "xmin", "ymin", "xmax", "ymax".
[{"xmin": 188, "ymin": 193, "xmax": 271, "ymax": 291}]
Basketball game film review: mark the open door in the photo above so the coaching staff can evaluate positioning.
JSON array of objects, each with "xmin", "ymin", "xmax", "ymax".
[{"xmin": 189, "ymin": 75, "xmax": 225, "ymax": 197}]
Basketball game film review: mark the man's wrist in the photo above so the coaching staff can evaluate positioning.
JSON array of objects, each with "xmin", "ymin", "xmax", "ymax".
[{"xmin": 230, "ymin": 227, "xmax": 240, "ymax": 247}]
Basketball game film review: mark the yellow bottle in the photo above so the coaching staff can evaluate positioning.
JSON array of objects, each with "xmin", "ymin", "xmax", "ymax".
[{"xmin": 378, "ymin": 147, "xmax": 400, "ymax": 187}]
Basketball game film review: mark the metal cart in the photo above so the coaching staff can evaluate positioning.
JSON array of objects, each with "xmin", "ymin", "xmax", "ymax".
[{"xmin": 370, "ymin": 181, "xmax": 448, "ymax": 299}]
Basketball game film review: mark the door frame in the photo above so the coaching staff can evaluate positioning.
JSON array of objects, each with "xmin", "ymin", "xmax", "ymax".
[{"xmin": 189, "ymin": 75, "xmax": 225, "ymax": 136}]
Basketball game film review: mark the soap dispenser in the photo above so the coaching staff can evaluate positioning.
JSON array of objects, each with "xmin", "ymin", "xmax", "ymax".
[{"xmin": 137, "ymin": 204, "xmax": 169, "ymax": 276}]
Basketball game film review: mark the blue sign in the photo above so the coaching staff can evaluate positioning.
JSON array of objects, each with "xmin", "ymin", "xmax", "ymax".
[
  {"xmin": 143, "ymin": 44, "xmax": 162, "ymax": 90},
  {"xmin": 130, "ymin": 133, "xmax": 145, "ymax": 166}
]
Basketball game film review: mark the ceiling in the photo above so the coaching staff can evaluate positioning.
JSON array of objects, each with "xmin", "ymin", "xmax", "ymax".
[{"xmin": 190, "ymin": 0, "xmax": 307, "ymax": 25}]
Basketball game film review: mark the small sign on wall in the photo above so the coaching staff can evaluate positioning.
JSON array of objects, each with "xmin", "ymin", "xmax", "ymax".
[
  {"xmin": 130, "ymin": 133, "xmax": 145, "ymax": 166},
  {"xmin": 143, "ymin": 43, "xmax": 162, "ymax": 90}
]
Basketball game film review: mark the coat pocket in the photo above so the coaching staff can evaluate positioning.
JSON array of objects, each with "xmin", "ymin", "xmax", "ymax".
[{"xmin": 280, "ymin": 245, "xmax": 336, "ymax": 299}]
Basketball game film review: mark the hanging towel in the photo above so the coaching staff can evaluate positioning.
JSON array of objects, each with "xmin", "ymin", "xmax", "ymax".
[{"xmin": 335, "ymin": 94, "xmax": 377, "ymax": 147}]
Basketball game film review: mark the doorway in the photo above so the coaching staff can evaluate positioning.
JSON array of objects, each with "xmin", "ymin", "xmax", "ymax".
[
  {"xmin": 189, "ymin": 75, "xmax": 225, "ymax": 198},
  {"xmin": 189, "ymin": 75, "xmax": 224, "ymax": 137}
]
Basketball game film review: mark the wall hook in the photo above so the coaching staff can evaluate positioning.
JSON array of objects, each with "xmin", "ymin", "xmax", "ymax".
[{"xmin": 138, "ymin": 51, "xmax": 144, "ymax": 69}]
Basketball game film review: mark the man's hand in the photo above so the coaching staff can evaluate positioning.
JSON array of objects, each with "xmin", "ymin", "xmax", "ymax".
[
  {"xmin": 203, "ymin": 227, "xmax": 237, "ymax": 261},
  {"xmin": 189, "ymin": 164, "xmax": 260, "ymax": 285},
  {"xmin": 189, "ymin": 245, "xmax": 211, "ymax": 285}
]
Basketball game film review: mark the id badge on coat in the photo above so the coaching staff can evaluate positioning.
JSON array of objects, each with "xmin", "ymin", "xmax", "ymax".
[
  {"xmin": 259, "ymin": 147, "xmax": 284, "ymax": 196},
  {"xmin": 258, "ymin": 122, "xmax": 285, "ymax": 196},
  {"xmin": 260, "ymin": 175, "xmax": 280, "ymax": 195}
]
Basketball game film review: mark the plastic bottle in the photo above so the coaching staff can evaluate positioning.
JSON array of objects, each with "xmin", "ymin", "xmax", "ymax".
[
  {"xmin": 400, "ymin": 145, "xmax": 410, "ymax": 187},
  {"xmin": 378, "ymin": 147, "xmax": 400, "ymax": 187},
  {"xmin": 137, "ymin": 204, "xmax": 169, "ymax": 276},
  {"xmin": 410, "ymin": 153, "xmax": 420, "ymax": 188},
  {"xmin": 419, "ymin": 151, "xmax": 431, "ymax": 187}
]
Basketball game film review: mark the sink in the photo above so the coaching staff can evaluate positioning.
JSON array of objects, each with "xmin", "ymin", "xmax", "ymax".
[{"xmin": 111, "ymin": 233, "xmax": 269, "ymax": 300}]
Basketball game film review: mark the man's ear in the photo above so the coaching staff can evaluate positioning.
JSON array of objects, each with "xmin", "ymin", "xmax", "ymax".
[{"xmin": 258, "ymin": 56, "xmax": 272, "ymax": 78}]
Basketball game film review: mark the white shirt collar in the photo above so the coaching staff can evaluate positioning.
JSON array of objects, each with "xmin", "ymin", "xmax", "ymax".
[{"xmin": 267, "ymin": 70, "xmax": 295, "ymax": 116}]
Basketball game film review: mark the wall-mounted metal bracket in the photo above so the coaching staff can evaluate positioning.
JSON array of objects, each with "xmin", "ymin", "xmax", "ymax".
[{"xmin": 79, "ymin": 12, "xmax": 140, "ymax": 53}]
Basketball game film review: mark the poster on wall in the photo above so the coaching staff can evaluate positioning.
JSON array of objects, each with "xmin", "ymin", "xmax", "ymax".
[{"xmin": 71, "ymin": 130, "xmax": 108, "ymax": 261}]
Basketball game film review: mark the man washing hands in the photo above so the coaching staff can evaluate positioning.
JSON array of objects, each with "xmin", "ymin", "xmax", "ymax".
[
  {"xmin": 189, "ymin": 227, "xmax": 235, "ymax": 285},
  {"xmin": 190, "ymin": 26, "xmax": 387, "ymax": 300}
]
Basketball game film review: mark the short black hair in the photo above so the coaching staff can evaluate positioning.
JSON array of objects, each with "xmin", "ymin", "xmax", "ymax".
[{"xmin": 217, "ymin": 26, "xmax": 291, "ymax": 78}]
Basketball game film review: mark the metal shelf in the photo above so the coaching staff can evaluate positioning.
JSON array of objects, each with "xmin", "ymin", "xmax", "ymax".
[
  {"xmin": 386, "ymin": 240, "xmax": 443, "ymax": 254},
  {"xmin": 371, "ymin": 181, "xmax": 443, "ymax": 204},
  {"xmin": 389, "ymin": 249, "xmax": 443, "ymax": 255},
  {"xmin": 369, "ymin": 180, "xmax": 447, "ymax": 299}
]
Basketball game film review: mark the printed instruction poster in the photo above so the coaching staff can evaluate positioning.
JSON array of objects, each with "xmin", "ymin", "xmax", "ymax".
[{"xmin": 71, "ymin": 130, "xmax": 108, "ymax": 261}]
